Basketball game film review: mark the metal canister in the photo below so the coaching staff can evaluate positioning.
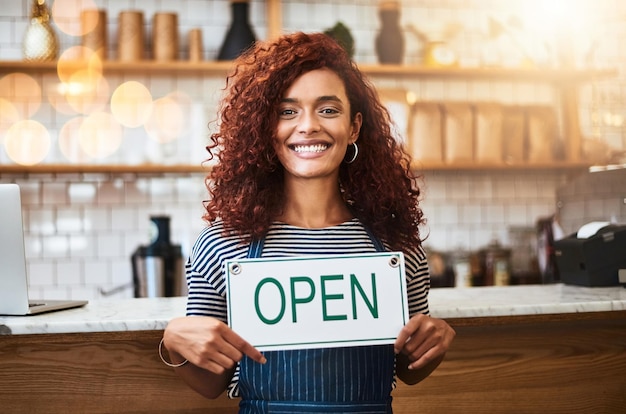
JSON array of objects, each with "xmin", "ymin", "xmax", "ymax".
[{"xmin": 131, "ymin": 216, "xmax": 185, "ymax": 297}]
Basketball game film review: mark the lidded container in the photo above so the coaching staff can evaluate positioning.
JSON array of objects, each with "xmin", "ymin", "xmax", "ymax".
[
  {"xmin": 131, "ymin": 216, "xmax": 185, "ymax": 297},
  {"xmin": 117, "ymin": 10, "xmax": 145, "ymax": 61},
  {"xmin": 152, "ymin": 12, "xmax": 179, "ymax": 61},
  {"xmin": 81, "ymin": 9, "xmax": 108, "ymax": 59}
]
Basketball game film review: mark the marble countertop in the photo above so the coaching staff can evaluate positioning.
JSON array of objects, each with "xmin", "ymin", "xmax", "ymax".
[
  {"xmin": 428, "ymin": 283, "xmax": 626, "ymax": 318},
  {"xmin": 1, "ymin": 284, "xmax": 625, "ymax": 335}
]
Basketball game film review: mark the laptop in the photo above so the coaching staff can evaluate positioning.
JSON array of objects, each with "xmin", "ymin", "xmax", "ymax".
[{"xmin": 0, "ymin": 183, "xmax": 88, "ymax": 315}]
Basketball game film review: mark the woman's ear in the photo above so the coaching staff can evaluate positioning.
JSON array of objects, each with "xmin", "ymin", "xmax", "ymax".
[{"xmin": 351, "ymin": 112, "xmax": 363, "ymax": 143}]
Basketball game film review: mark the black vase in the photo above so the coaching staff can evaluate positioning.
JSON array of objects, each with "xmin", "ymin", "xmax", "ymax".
[
  {"xmin": 217, "ymin": 0, "xmax": 256, "ymax": 60},
  {"xmin": 375, "ymin": 4, "xmax": 404, "ymax": 64}
]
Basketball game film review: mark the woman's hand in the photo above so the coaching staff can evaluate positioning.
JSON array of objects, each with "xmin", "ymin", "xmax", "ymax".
[
  {"xmin": 164, "ymin": 316, "xmax": 266, "ymax": 375},
  {"xmin": 394, "ymin": 314, "xmax": 455, "ymax": 385},
  {"xmin": 162, "ymin": 316, "xmax": 266, "ymax": 399}
]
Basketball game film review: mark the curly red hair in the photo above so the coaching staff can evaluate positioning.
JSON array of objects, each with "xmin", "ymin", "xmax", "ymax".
[{"xmin": 204, "ymin": 32, "xmax": 425, "ymax": 252}]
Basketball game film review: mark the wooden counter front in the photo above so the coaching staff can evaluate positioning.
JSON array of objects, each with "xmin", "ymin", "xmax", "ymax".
[{"xmin": 1, "ymin": 311, "xmax": 624, "ymax": 413}]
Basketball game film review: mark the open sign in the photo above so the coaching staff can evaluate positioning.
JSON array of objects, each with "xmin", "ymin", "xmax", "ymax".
[{"xmin": 225, "ymin": 252, "xmax": 409, "ymax": 351}]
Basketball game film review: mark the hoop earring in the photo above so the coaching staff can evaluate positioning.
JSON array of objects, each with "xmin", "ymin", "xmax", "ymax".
[{"xmin": 344, "ymin": 142, "xmax": 358, "ymax": 164}]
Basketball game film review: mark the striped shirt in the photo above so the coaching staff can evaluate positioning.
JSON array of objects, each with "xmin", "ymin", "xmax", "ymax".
[{"xmin": 185, "ymin": 218, "xmax": 430, "ymax": 399}]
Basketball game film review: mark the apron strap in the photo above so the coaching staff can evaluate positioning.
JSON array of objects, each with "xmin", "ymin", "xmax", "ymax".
[
  {"xmin": 364, "ymin": 226, "xmax": 385, "ymax": 252},
  {"xmin": 247, "ymin": 238, "xmax": 265, "ymax": 259},
  {"xmin": 246, "ymin": 226, "xmax": 384, "ymax": 259}
]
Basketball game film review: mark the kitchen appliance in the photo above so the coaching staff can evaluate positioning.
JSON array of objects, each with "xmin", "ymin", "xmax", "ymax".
[
  {"xmin": 131, "ymin": 216, "xmax": 185, "ymax": 297},
  {"xmin": 554, "ymin": 222, "xmax": 626, "ymax": 287}
]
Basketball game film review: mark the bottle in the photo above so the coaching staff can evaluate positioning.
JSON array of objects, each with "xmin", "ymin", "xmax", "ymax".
[
  {"xmin": 217, "ymin": 0, "xmax": 256, "ymax": 60},
  {"xmin": 23, "ymin": 0, "xmax": 59, "ymax": 62},
  {"xmin": 451, "ymin": 248, "xmax": 472, "ymax": 287},
  {"xmin": 480, "ymin": 240, "xmax": 512, "ymax": 286},
  {"xmin": 375, "ymin": 0, "xmax": 404, "ymax": 64},
  {"xmin": 536, "ymin": 216, "xmax": 561, "ymax": 284}
]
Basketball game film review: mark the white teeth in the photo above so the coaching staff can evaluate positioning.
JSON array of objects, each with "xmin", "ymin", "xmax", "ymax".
[{"xmin": 293, "ymin": 144, "xmax": 328, "ymax": 153}]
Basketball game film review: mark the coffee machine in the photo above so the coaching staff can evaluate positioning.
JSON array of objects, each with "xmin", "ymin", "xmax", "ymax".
[{"xmin": 131, "ymin": 216, "xmax": 185, "ymax": 297}]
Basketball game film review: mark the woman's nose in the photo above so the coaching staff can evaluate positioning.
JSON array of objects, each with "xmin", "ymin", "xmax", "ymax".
[{"xmin": 298, "ymin": 110, "xmax": 320, "ymax": 134}]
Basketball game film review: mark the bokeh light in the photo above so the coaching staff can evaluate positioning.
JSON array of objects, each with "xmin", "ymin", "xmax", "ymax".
[
  {"xmin": 65, "ymin": 71, "xmax": 110, "ymax": 114},
  {"xmin": 59, "ymin": 116, "xmax": 92, "ymax": 163},
  {"xmin": 0, "ymin": 73, "xmax": 42, "ymax": 119},
  {"xmin": 46, "ymin": 81, "xmax": 79, "ymax": 116},
  {"xmin": 78, "ymin": 111, "xmax": 123, "ymax": 158},
  {"xmin": 4, "ymin": 120, "xmax": 51, "ymax": 165},
  {"xmin": 57, "ymin": 46, "xmax": 103, "ymax": 84},
  {"xmin": 51, "ymin": 0, "xmax": 98, "ymax": 37},
  {"xmin": 0, "ymin": 98, "xmax": 21, "ymax": 134},
  {"xmin": 145, "ymin": 95, "xmax": 186, "ymax": 143},
  {"xmin": 110, "ymin": 81, "xmax": 153, "ymax": 128}
]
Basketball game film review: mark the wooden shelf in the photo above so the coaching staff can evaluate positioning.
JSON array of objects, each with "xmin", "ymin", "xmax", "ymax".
[
  {"xmin": 0, "ymin": 60, "xmax": 235, "ymax": 75},
  {"xmin": 0, "ymin": 163, "xmax": 210, "ymax": 175},
  {"xmin": 358, "ymin": 64, "xmax": 617, "ymax": 83},
  {"xmin": 413, "ymin": 161, "xmax": 592, "ymax": 172},
  {"xmin": 0, "ymin": 161, "xmax": 593, "ymax": 175},
  {"xmin": 0, "ymin": 60, "xmax": 616, "ymax": 83}
]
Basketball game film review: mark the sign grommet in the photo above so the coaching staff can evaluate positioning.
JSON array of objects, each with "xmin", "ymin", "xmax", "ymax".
[{"xmin": 229, "ymin": 262, "xmax": 241, "ymax": 275}]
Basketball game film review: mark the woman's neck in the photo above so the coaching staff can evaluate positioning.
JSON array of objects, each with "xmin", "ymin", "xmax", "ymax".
[{"xmin": 276, "ymin": 178, "xmax": 353, "ymax": 228}]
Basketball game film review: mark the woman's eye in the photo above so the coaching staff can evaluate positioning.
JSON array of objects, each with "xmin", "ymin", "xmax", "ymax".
[
  {"xmin": 320, "ymin": 107, "xmax": 339, "ymax": 115},
  {"xmin": 279, "ymin": 108, "xmax": 297, "ymax": 117}
]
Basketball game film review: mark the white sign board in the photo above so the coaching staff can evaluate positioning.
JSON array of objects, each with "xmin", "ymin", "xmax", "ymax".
[{"xmin": 225, "ymin": 252, "xmax": 409, "ymax": 351}]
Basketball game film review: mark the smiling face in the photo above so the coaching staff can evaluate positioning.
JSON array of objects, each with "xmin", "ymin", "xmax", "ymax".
[{"xmin": 274, "ymin": 68, "xmax": 362, "ymax": 182}]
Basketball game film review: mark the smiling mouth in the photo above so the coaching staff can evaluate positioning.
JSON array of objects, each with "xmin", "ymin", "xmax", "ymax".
[{"xmin": 290, "ymin": 144, "xmax": 329, "ymax": 153}]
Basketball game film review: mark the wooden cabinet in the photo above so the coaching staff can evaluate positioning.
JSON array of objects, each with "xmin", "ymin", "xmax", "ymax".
[{"xmin": 1, "ymin": 311, "xmax": 624, "ymax": 413}]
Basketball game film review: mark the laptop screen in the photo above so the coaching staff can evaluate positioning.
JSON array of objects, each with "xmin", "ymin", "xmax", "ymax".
[{"xmin": 0, "ymin": 184, "xmax": 32, "ymax": 315}]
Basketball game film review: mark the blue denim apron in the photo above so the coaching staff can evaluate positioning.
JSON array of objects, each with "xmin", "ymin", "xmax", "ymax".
[{"xmin": 238, "ymin": 231, "xmax": 395, "ymax": 413}]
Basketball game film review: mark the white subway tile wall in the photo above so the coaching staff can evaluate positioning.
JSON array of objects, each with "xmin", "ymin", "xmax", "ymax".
[
  {"xmin": 557, "ymin": 169, "xmax": 626, "ymax": 235},
  {"xmin": 1, "ymin": 0, "xmax": 624, "ymax": 298}
]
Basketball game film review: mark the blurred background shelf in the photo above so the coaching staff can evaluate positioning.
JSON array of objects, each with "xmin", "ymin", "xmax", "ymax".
[
  {"xmin": 0, "ymin": 59, "xmax": 234, "ymax": 75},
  {"xmin": 0, "ymin": 163, "xmax": 210, "ymax": 175},
  {"xmin": 0, "ymin": 60, "xmax": 616, "ymax": 82},
  {"xmin": 0, "ymin": 161, "xmax": 593, "ymax": 175}
]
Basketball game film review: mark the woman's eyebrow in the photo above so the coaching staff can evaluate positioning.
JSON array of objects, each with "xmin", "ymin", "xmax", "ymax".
[
  {"xmin": 280, "ymin": 95, "xmax": 343, "ymax": 104},
  {"xmin": 318, "ymin": 95, "xmax": 342, "ymax": 103}
]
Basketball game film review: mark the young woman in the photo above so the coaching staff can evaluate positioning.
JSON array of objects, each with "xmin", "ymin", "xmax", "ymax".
[{"xmin": 162, "ymin": 31, "xmax": 455, "ymax": 413}]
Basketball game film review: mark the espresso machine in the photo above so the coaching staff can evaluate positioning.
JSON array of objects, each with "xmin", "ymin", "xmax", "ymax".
[{"xmin": 131, "ymin": 216, "xmax": 185, "ymax": 297}]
